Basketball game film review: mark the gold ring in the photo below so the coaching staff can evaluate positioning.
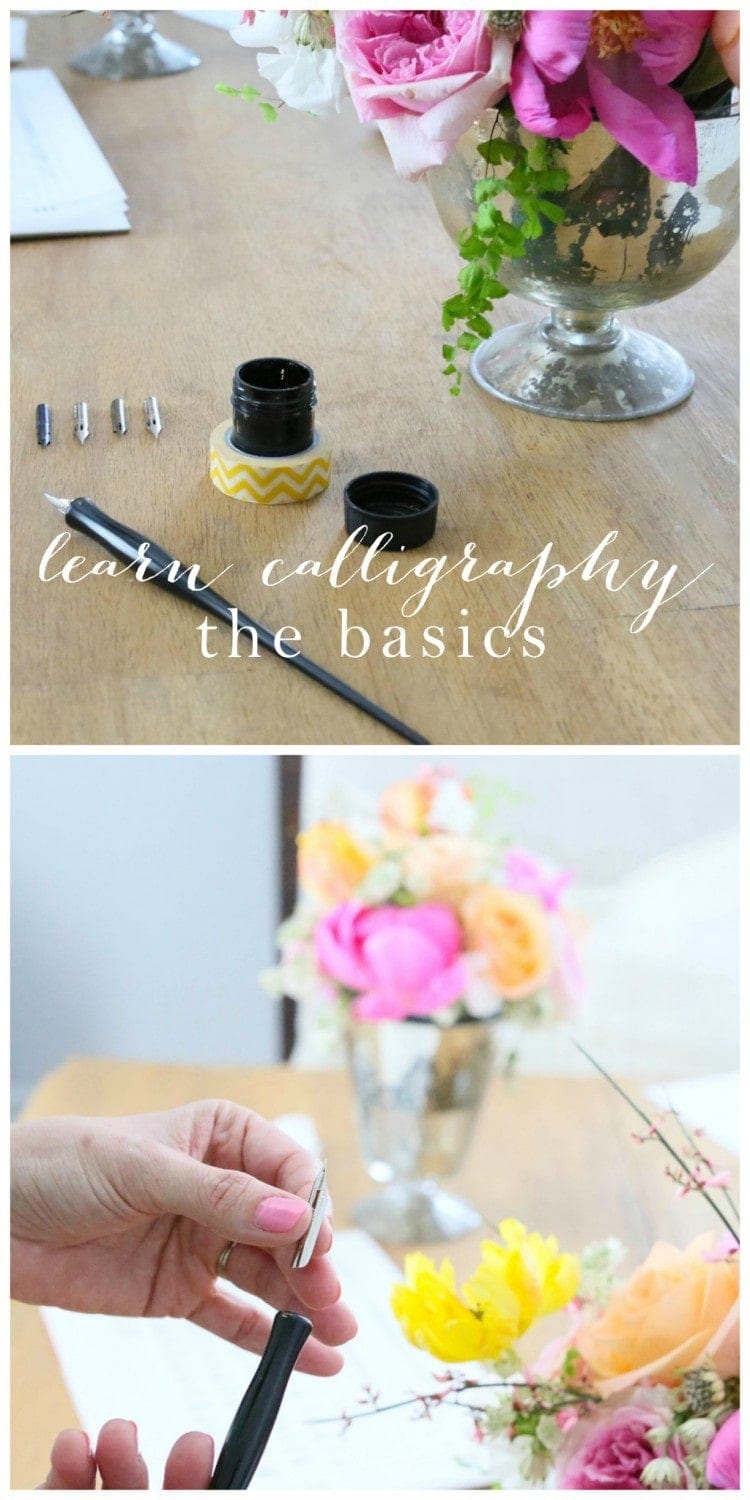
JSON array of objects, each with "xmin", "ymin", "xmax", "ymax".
[{"xmin": 215, "ymin": 1240, "xmax": 237, "ymax": 1280}]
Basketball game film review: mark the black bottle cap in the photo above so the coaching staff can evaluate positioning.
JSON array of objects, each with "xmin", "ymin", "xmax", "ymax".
[{"xmin": 343, "ymin": 471, "xmax": 439, "ymax": 551}]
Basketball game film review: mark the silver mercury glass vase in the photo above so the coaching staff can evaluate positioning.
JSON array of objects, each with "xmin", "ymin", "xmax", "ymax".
[
  {"xmin": 429, "ymin": 109, "xmax": 739, "ymax": 420},
  {"xmin": 70, "ymin": 12, "xmax": 200, "ymax": 81},
  {"xmin": 346, "ymin": 1015, "xmax": 499, "ymax": 1243}
]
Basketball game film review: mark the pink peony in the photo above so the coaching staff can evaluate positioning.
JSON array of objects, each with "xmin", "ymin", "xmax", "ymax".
[
  {"xmin": 511, "ymin": 11, "xmax": 713, "ymax": 186},
  {"xmin": 314, "ymin": 900, "xmax": 467, "ymax": 1020},
  {"xmin": 706, "ymin": 1410, "xmax": 740, "ymax": 1491},
  {"xmin": 556, "ymin": 1388, "xmax": 689, "ymax": 1489},
  {"xmin": 333, "ymin": 11, "xmax": 513, "ymax": 179}
]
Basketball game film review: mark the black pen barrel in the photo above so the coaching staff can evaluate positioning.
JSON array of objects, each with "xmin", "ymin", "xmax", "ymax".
[
  {"xmin": 64, "ymin": 498, "xmax": 429, "ymax": 746},
  {"xmin": 209, "ymin": 1312, "xmax": 312, "ymax": 1490}
]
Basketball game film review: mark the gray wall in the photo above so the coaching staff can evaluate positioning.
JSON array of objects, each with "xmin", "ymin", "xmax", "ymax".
[{"xmin": 11, "ymin": 755, "xmax": 279, "ymax": 1109}]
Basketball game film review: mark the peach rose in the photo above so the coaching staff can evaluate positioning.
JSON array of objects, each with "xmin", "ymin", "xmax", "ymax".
[
  {"xmin": 381, "ymin": 778, "xmax": 432, "ymax": 838},
  {"xmin": 578, "ymin": 1234, "xmax": 739, "ymax": 1398},
  {"xmin": 461, "ymin": 886, "xmax": 551, "ymax": 1000},
  {"xmin": 402, "ymin": 834, "xmax": 487, "ymax": 906},
  {"xmin": 381, "ymin": 770, "xmax": 474, "ymax": 839},
  {"xmin": 297, "ymin": 821, "xmax": 373, "ymax": 905}
]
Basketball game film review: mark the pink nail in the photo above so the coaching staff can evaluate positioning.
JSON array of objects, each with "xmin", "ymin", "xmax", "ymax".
[{"xmin": 255, "ymin": 1196, "xmax": 307, "ymax": 1233}]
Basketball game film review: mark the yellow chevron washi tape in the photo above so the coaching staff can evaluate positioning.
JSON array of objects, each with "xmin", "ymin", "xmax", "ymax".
[{"xmin": 209, "ymin": 424, "xmax": 332, "ymax": 506}]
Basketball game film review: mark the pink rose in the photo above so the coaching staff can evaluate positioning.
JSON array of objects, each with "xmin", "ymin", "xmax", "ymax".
[
  {"xmin": 314, "ymin": 900, "xmax": 467, "ymax": 1020},
  {"xmin": 556, "ymin": 1388, "xmax": 690, "ymax": 1490},
  {"xmin": 333, "ymin": 11, "xmax": 513, "ymax": 178},
  {"xmin": 706, "ymin": 1411, "xmax": 740, "ymax": 1491}
]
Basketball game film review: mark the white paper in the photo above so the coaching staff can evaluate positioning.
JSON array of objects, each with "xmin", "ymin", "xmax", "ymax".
[
  {"xmin": 41, "ymin": 1229, "xmax": 491, "ymax": 1489},
  {"xmin": 647, "ymin": 1073, "xmax": 740, "ymax": 1155},
  {"xmin": 11, "ymin": 68, "xmax": 130, "ymax": 237}
]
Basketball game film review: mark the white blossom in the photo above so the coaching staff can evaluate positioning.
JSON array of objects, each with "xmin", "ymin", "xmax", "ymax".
[{"xmin": 230, "ymin": 12, "xmax": 346, "ymax": 117}]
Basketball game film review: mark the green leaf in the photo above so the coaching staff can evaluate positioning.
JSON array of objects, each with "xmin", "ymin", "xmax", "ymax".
[
  {"xmin": 458, "ymin": 262, "xmax": 484, "ymax": 297},
  {"xmin": 468, "ymin": 313, "xmax": 492, "ymax": 339},
  {"xmin": 458, "ymin": 231, "xmax": 485, "ymax": 260},
  {"xmin": 478, "ymin": 136, "xmax": 521, "ymax": 165},
  {"xmin": 241, "ymin": 85, "xmax": 261, "ymax": 101},
  {"xmin": 442, "ymin": 343, "xmax": 455, "ymax": 361},
  {"xmin": 456, "ymin": 331, "xmax": 482, "ymax": 351},
  {"xmin": 449, "ymin": 383, "xmax": 461, "ymax": 397},
  {"xmin": 535, "ymin": 197, "xmax": 567, "ymax": 224},
  {"xmin": 442, "ymin": 363, "xmax": 457, "ymax": 376},
  {"xmin": 260, "ymin": 102, "xmax": 278, "ymax": 122},
  {"xmin": 533, "ymin": 168, "xmax": 568, "ymax": 192},
  {"xmin": 444, "ymin": 293, "xmax": 468, "ymax": 317},
  {"xmin": 215, "ymin": 82, "xmax": 240, "ymax": 95},
  {"xmin": 474, "ymin": 177, "xmax": 502, "ymax": 205},
  {"xmin": 475, "ymin": 201, "xmax": 498, "ymax": 236},
  {"xmin": 677, "ymin": 35, "xmax": 730, "ymax": 98}
]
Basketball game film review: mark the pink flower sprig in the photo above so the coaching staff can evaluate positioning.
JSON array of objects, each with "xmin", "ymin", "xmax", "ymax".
[{"xmin": 573, "ymin": 1043, "xmax": 740, "ymax": 1244}]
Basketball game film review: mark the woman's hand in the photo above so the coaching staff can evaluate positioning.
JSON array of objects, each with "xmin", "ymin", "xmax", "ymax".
[
  {"xmin": 12, "ymin": 1101, "xmax": 356, "ymax": 1375},
  {"xmin": 39, "ymin": 1419, "xmax": 214, "ymax": 1489}
]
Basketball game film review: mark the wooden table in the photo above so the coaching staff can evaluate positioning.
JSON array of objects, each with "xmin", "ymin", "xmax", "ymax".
[
  {"xmin": 11, "ymin": 12, "xmax": 738, "ymax": 745},
  {"xmin": 11, "ymin": 1056, "xmax": 737, "ymax": 1488}
]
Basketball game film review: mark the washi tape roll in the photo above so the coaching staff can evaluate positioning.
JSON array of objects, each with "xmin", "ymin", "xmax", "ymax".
[{"xmin": 210, "ymin": 423, "xmax": 332, "ymax": 506}]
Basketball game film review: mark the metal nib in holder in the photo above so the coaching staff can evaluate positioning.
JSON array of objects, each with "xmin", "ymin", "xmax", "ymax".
[
  {"xmin": 344, "ymin": 472, "xmax": 439, "ymax": 551},
  {"xmin": 69, "ymin": 12, "xmax": 200, "ymax": 81},
  {"xmin": 210, "ymin": 358, "xmax": 332, "ymax": 506}
]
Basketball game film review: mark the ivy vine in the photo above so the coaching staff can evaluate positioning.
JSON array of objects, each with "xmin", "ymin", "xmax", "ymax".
[{"xmin": 441, "ymin": 115, "xmax": 570, "ymax": 394}]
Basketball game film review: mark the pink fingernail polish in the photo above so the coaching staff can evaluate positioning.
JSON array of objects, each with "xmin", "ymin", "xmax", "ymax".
[{"xmin": 256, "ymin": 1196, "xmax": 307, "ymax": 1232}]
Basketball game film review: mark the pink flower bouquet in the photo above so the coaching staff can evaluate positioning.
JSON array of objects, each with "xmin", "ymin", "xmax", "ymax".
[
  {"xmin": 264, "ymin": 767, "xmax": 584, "ymax": 1028},
  {"xmin": 225, "ymin": 11, "xmax": 737, "ymax": 390}
]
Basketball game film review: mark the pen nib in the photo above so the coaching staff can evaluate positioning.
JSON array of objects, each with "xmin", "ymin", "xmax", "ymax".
[
  {"xmin": 44, "ymin": 493, "xmax": 71, "ymax": 514},
  {"xmin": 73, "ymin": 401, "xmax": 89, "ymax": 444},
  {"xmin": 144, "ymin": 396, "xmax": 162, "ymax": 439}
]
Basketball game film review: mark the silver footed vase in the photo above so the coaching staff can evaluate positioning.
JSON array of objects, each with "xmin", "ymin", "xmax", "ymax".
[
  {"xmin": 346, "ymin": 1016, "xmax": 499, "ymax": 1243},
  {"xmin": 429, "ymin": 109, "xmax": 739, "ymax": 420},
  {"xmin": 70, "ymin": 12, "xmax": 200, "ymax": 81}
]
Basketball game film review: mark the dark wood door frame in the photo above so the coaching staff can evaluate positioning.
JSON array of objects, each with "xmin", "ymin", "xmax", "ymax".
[{"xmin": 278, "ymin": 755, "xmax": 302, "ymax": 1060}]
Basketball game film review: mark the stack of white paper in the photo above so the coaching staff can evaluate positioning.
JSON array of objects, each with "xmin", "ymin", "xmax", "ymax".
[
  {"xmin": 41, "ymin": 1229, "xmax": 498, "ymax": 1489},
  {"xmin": 11, "ymin": 68, "xmax": 130, "ymax": 238}
]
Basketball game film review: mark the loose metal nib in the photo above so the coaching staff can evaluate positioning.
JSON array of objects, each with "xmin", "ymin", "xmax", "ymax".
[
  {"xmin": 144, "ymin": 395, "xmax": 162, "ymax": 439},
  {"xmin": 36, "ymin": 403, "xmax": 51, "ymax": 447},
  {"xmin": 111, "ymin": 397, "xmax": 128, "ymax": 435},
  {"xmin": 73, "ymin": 401, "xmax": 89, "ymax": 444},
  {"xmin": 291, "ymin": 1163, "xmax": 328, "ymax": 1270}
]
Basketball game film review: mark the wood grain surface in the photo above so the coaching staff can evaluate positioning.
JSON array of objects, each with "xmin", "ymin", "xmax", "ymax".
[
  {"xmin": 11, "ymin": 12, "xmax": 738, "ymax": 745},
  {"xmin": 11, "ymin": 1056, "xmax": 737, "ymax": 1489}
]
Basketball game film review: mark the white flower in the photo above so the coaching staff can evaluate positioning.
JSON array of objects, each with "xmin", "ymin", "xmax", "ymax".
[
  {"xmin": 578, "ymin": 1236, "xmax": 627, "ymax": 1306},
  {"xmin": 356, "ymin": 858, "xmax": 403, "ymax": 904},
  {"xmin": 678, "ymin": 1417, "xmax": 716, "ymax": 1453},
  {"xmin": 462, "ymin": 951, "xmax": 503, "ymax": 1020},
  {"xmin": 230, "ymin": 12, "xmax": 346, "ymax": 117},
  {"xmin": 641, "ymin": 1456, "xmax": 686, "ymax": 1489},
  {"xmin": 428, "ymin": 775, "xmax": 477, "ymax": 836}
]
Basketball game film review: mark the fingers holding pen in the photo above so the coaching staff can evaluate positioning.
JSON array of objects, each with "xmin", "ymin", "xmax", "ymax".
[
  {"xmin": 219, "ymin": 1242, "xmax": 357, "ymax": 1343},
  {"xmin": 191, "ymin": 1290, "xmax": 346, "ymax": 1376}
]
